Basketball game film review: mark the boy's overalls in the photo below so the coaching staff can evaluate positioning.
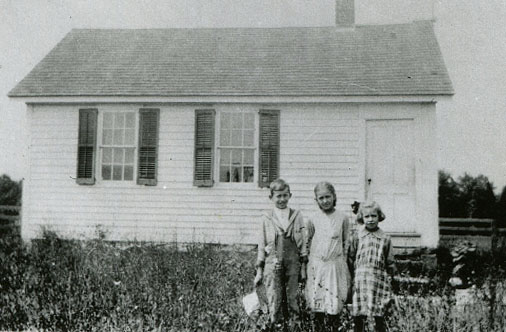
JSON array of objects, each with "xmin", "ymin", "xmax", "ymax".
[{"xmin": 259, "ymin": 209, "xmax": 306, "ymax": 326}]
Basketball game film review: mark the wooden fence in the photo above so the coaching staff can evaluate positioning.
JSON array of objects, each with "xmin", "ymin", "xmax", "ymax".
[
  {"xmin": 0, "ymin": 205, "xmax": 21, "ymax": 233},
  {"xmin": 439, "ymin": 218, "xmax": 506, "ymax": 236},
  {"xmin": 0, "ymin": 211, "xmax": 503, "ymax": 239}
]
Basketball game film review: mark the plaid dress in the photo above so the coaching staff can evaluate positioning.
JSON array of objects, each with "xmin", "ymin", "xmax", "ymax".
[{"xmin": 347, "ymin": 228, "xmax": 395, "ymax": 317}]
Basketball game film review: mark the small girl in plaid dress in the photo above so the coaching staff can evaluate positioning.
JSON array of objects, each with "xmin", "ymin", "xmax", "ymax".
[{"xmin": 347, "ymin": 201, "xmax": 396, "ymax": 332}]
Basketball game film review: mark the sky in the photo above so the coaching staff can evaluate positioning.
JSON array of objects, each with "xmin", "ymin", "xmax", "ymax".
[{"xmin": 1, "ymin": 0, "xmax": 505, "ymax": 191}]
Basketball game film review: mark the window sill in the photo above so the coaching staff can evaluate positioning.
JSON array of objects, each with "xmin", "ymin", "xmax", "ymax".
[
  {"xmin": 94, "ymin": 180, "xmax": 138, "ymax": 188},
  {"xmin": 213, "ymin": 182, "xmax": 260, "ymax": 190}
]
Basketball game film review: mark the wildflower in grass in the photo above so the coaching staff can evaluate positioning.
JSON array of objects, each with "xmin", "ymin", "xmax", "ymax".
[{"xmin": 451, "ymin": 241, "xmax": 477, "ymax": 289}]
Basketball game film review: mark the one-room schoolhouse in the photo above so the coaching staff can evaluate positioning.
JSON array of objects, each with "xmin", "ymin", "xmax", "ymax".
[{"xmin": 9, "ymin": 1, "xmax": 453, "ymax": 249}]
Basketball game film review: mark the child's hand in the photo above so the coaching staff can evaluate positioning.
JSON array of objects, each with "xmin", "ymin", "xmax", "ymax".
[
  {"xmin": 300, "ymin": 262, "xmax": 307, "ymax": 283},
  {"xmin": 254, "ymin": 270, "xmax": 263, "ymax": 287}
]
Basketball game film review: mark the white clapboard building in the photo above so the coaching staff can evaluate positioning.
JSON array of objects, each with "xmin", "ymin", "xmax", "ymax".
[{"xmin": 9, "ymin": 1, "xmax": 453, "ymax": 249}]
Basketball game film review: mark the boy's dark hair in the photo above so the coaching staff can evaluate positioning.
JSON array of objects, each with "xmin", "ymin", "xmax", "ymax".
[{"xmin": 269, "ymin": 178, "xmax": 290, "ymax": 197}]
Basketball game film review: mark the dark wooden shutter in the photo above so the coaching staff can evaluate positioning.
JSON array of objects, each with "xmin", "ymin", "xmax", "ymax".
[
  {"xmin": 259, "ymin": 110, "xmax": 280, "ymax": 188},
  {"xmin": 76, "ymin": 109, "xmax": 98, "ymax": 185},
  {"xmin": 194, "ymin": 109, "xmax": 215, "ymax": 187},
  {"xmin": 137, "ymin": 109, "xmax": 160, "ymax": 186}
]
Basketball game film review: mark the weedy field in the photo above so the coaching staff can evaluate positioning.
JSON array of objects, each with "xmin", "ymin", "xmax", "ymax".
[{"xmin": 1, "ymin": 231, "xmax": 505, "ymax": 331}]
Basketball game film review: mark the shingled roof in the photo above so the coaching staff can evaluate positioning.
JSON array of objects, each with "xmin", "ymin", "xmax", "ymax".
[{"xmin": 9, "ymin": 21, "xmax": 453, "ymax": 97}]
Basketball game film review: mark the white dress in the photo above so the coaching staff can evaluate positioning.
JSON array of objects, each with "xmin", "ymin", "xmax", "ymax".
[{"xmin": 305, "ymin": 210, "xmax": 350, "ymax": 315}]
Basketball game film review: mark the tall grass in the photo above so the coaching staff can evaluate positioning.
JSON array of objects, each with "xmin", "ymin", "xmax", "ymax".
[
  {"xmin": 0, "ymin": 232, "xmax": 255, "ymax": 331},
  {"xmin": 0, "ymin": 232, "xmax": 505, "ymax": 331}
]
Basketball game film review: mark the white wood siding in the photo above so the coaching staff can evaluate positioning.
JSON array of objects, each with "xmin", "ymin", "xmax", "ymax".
[{"xmin": 23, "ymin": 102, "xmax": 437, "ymax": 247}]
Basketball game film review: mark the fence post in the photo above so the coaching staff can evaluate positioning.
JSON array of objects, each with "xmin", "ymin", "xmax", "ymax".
[
  {"xmin": 491, "ymin": 219, "xmax": 498, "ymax": 253},
  {"xmin": 489, "ymin": 218, "xmax": 498, "ymax": 330}
]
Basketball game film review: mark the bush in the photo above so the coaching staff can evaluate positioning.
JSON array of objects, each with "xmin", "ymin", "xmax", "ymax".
[{"xmin": 0, "ymin": 174, "xmax": 22, "ymax": 206}]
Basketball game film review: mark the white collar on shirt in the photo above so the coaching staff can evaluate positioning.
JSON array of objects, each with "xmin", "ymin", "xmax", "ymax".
[{"xmin": 274, "ymin": 207, "xmax": 290, "ymax": 230}]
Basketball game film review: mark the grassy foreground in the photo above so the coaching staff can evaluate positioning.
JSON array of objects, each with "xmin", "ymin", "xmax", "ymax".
[{"xmin": 0, "ymin": 232, "xmax": 505, "ymax": 331}]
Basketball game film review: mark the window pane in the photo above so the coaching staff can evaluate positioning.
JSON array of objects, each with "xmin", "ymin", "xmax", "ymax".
[
  {"xmin": 220, "ymin": 166, "xmax": 230, "ymax": 182},
  {"xmin": 103, "ymin": 113, "xmax": 113, "ymax": 129},
  {"xmin": 220, "ymin": 148, "xmax": 231, "ymax": 165},
  {"xmin": 220, "ymin": 130, "xmax": 230, "ymax": 146},
  {"xmin": 231, "ymin": 130, "xmax": 242, "ymax": 146},
  {"xmin": 244, "ymin": 166, "xmax": 254, "ymax": 182},
  {"xmin": 102, "ymin": 148, "xmax": 112, "ymax": 163},
  {"xmin": 125, "ymin": 112, "xmax": 135, "ymax": 128},
  {"xmin": 103, "ymin": 129, "xmax": 113, "ymax": 145},
  {"xmin": 113, "ymin": 129, "xmax": 124, "ymax": 145},
  {"xmin": 124, "ymin": 148, "xmax": 135, "ymax": 164},
  {"xmin": 115, "ymin": 113, "xmax": 125, "ymax": 128},
  {"xmin": 124, "ymin": 166, "xmax": 133, "ymax": 180},
  {"xmin": 244, "ymin": 113, "xmax": 254, "ymax": 129},
  {"xmin": 102, "ymin": 165, "xmax": 112, "ymax": 180},
  {"xmin": 124, "ymin": 128, "xmax": 135, "ymax": 145},
  {"xmin": 231, "ymin": 149, "xmax": 242, "ymax": 165},
  {"xmin": 231, "ymin": 167, "xmax": 241, "ymax": 182},
  {"xmin": 113, "ymin": 165, "xmax": 123, "ymax": 180},
  {"xmin": 244, "ymin": 149, "xmax": 254, "ymax": 164},
  {"xmin": 220, "ymin": 113, "xmax": 230, "ymax": 129},
  {"xmin": 113, "ymin": 148, "xmax": 124, "ymax": 163},
  {"xmin": 231, "ymin": 113, "xmax": 242, "ymax": 129},
  {"xmin": 243, "ymin": 130, "xmax": 254, "ymax": 146}
]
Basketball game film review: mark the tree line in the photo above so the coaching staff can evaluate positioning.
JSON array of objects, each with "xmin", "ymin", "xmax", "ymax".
[
  {"xmin": 0, "ymin": 174, "xmax": 21, "ymax": 206},
  {"xmin": 439, "ymin": 170, "xmax": 506, "ymax": 226}
]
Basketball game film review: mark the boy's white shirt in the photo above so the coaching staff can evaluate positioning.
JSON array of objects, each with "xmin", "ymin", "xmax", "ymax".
[{"xmin": 273, "ymin": 207, "xmax": 290, "ymax": 231}]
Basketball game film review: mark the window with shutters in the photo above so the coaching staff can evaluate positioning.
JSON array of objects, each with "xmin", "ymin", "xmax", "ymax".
[
  {"xmin": 76, "ymin": 107, "xmax": 159, "ymax": 185},
  {"xmin": 218, "ymin": 111, "xmax": 255, "ymax": 183},
  {"xmin": 193, "ymin": 108, "xmax": 279, "ymax": 188}
]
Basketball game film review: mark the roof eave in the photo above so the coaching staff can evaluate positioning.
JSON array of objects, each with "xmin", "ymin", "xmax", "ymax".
[{"xmin": 9, "ymin": 93, "xmax": 454, "ymax": 105}]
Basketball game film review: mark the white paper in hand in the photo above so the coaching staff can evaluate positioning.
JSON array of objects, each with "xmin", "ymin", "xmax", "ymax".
[{"xmin": 242, "ymin": 291, "xmax": 261, "ymax": 317}]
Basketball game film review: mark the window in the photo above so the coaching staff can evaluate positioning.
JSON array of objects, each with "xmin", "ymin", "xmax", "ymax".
[
  {"xmin": 193, "ymin": 108, "xmax": 279, "ymax": 188},
  {"xmin": 76, "ymin": 108, "xmax": 159, "ymax": 185},
  {"xmin": 100, "ymin": 111, "xmax": 136, "ymax": 181},
  {"xmin": 218, "ymin": 111, "xmax": 255, "ymax": 183}
]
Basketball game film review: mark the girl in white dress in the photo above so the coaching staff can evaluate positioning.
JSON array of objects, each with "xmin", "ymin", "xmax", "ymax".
[{"xmin": 304, "ymin": 182, "xmax": 351, "ymax": 332}]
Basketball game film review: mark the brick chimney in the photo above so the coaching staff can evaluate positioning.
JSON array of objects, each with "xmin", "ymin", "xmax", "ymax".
[{"xmin": 335, "ymin": 0, "xmax": 354, "ymax": 27}]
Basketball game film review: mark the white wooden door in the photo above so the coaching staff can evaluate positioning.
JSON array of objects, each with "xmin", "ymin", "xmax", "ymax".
[{"xmin": 366, "ymin": 119, "xmax": 416, "ymax": 233}]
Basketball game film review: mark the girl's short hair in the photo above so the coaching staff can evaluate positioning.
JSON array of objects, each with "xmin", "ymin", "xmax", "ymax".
[
  {"xmin": 356, "ymin": 200, "xmax": 386, "ymax": 224},
  {"xmin": 269, "ymin": 178, "xmax": 290, "ymax": 197},
  {"xmin": 313, "ymin": 181, "xmax": 337, "ymax": 207}
]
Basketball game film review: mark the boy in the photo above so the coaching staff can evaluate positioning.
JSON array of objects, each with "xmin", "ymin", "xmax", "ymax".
[{"xmin": 254, "ymin": 178, "xmax": 308, "ymax": 331}]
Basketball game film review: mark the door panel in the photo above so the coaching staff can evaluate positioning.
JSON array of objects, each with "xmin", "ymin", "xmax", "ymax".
[{"xmin": 366, "ymin": 119, "xmax": 416, "ymax": 232}]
